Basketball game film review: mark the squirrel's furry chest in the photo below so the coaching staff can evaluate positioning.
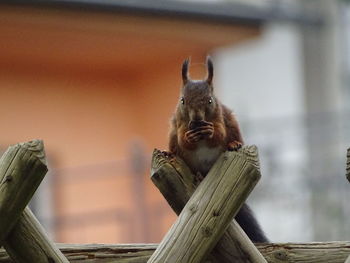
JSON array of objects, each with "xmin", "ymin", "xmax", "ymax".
[{"xmin": 183, "ymin": 142, "xmax": 223, "ymax": 175}]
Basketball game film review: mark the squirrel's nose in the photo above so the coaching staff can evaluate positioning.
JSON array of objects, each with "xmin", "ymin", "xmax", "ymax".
[{"xmin": 189, "ymin": 110, "xmax": 205, "ymax": 123}]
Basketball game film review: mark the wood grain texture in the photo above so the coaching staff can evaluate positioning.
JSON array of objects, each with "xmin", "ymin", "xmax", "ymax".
[
  {"xmin": 0, "ymin": 140, "xmax": 68, "ymax": 263},
  {"xmin": 151, "ymin": 147, "xmax": 266, "ymax": 263},
  {"xmin": 258, "ymin": 242, "xmax": 350, "ymax": 263},
  {"xmin": 2, "ymin": 242, "xmax": 350, "ymax": 262},
  {"xmin": 4, "ymin": 207, "xmax": 69, "ymax": 263},
  {"xmin": 150, "ymin": 149, "xmax": 195, "ymax": 215},
  {"xmin": 148, "ymin": 146, "xmax": 263, "ymax": 263},
  {"xmin": 0, "ymin": 140, "xmax": 48, "ymax": 245}
]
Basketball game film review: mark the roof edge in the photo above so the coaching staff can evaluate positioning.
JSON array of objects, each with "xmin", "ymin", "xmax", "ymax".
[{"xmin": 0, "ymin": 0, "xmax": 323, "ymax": 26}]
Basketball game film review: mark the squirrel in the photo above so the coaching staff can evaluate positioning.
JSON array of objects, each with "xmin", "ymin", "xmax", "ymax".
[{"xmin": 167, "ymin": 57, "xmax": 268, "ymax": 243}]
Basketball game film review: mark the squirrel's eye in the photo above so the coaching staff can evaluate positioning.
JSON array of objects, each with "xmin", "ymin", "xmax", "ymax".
[
  {"xmin": 208, "ymin": 98, "xmax": 213, "ymax": 104},
  {"xmin": 180, "ymin": 97, "xmax": 185, "ymax": 105}
]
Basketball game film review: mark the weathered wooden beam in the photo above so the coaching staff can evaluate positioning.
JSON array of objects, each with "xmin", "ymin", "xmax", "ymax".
[
  {"xmin": 1, "ymin": 242, "xmax": 350, "ymax": 262},
  {"xmin": 148, "ymin": 146, "xmax": 263, "ymax": 263},
  {"xmin": 0, "ymin": 140, "xmax": 48, "ymax": 245},
  {"xmin": 150, "ymin": 147, "xmax": 266, "ymax": 263},
  {"xmin": 346, "ymin": 148, "xmax": 350, "ymax": 182},
  {"xmin": 0, "ymin": 140, "xmax": 69, "ymax": 263},
  {"xmin": 4, "ymin": 207, "xmax": 69, "ymax": 263}
]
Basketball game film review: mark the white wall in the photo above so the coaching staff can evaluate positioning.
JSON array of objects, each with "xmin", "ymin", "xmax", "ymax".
[
  {"xmin": 214, "ymin": 23, "xmax": 313, "ymax": 242},
  {"xmin": 215, "ymin": 23, "xmax": 304, "ymax": 120}
]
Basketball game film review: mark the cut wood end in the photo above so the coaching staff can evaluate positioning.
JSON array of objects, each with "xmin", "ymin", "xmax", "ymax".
[
  {"xmin": 18, "ymin": 140, "xmax": 47, "ymax": 166},
  {"xmin": 151, "ymin": 149, "xmax": 193, "ymax": 176},
  {"xmin": 230, "ymin": 145, "xmax": 260, "ymax": 171}
]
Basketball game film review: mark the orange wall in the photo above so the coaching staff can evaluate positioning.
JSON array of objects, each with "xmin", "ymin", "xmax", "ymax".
[
  {"xmin": 0, "ymin": 63, "xmax": 191, "ymax": 163},
  {"xmin": 0, "ymin": 61, "xmax": 196, "ymax": 243}
]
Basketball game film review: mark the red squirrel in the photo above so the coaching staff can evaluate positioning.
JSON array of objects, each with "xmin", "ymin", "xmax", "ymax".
[{"xmin": 167, "ymin": 57, "xmax": 268, "ymax": 243}]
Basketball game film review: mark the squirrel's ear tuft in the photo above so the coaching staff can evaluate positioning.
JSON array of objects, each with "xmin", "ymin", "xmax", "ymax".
[
  {"xmin": 182, "ymin": 58, "xmax": 190, "ymax": 85},
  {"xmin": 206, "ymin": 56, "xmax": 213, "ymax": 85}
]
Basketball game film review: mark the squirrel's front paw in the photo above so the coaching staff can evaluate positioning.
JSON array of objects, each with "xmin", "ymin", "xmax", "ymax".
[
  {"xmin": 227, "ymin": 141, "xmax": 242, "ymax": 151},
  {"xmin": 185, "ymin": 129, "xmax": 202, "ymax": 144},
  {"xmin": 185, "ymin": 124, "xmax": 214, "ymax": 144}
]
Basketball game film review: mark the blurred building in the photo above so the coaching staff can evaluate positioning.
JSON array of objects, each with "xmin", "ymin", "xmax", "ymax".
[
  {"xmin": 0, "ymin": 0, "xmax": 349, "ymax": 244},
  {"xmin": 215, "ymin": 0, "xmax": 350, "ymax": 242},
  {"xmin": 0, "ymin": 0, "xmax": 264, "ymax": 243}
]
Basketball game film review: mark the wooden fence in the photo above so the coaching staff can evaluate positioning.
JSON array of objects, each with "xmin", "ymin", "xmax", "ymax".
[{"xmin": 0, "ymin": 140, "xmax": 349, "ymax": 262}]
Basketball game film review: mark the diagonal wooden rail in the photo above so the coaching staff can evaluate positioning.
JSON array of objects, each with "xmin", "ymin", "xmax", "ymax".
[
  {"xmin": 0, "ymin": 140, "xmax": 47, "ymax": 245},
  {"xmin": 0, "ymin": 140, "xmax": 68, "ymax": 263},
  {"xmin": 148, "ymin": 146, "xmax": 267, "ymax": 263}
]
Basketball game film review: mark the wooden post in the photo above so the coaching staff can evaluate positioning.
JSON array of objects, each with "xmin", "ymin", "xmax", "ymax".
[
  {"xmin": 148, "ymin": 146, "xmax": 263, "ymax": 263},
  {"xmin": 4, "ymin": 207, "xmax": 69, "ymax": 263},
  {"xmin": 0, "ymin": 140, "xmax": 48, "ymax": 245},
  {"xmin": 151, "ymin": 146, "xmax": 267, "ymax": 263},
  {"xmin": 0, "ymin": 140, "xmax": 69, "ymax": 263}
]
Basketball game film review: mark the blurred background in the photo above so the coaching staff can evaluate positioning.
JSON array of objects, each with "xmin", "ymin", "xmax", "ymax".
[{"xmin": 0, "ymin": 0, "xmax": 349, "ymax": 243}]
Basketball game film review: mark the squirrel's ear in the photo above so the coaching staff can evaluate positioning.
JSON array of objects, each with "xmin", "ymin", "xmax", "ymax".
[
  {"xmin": 182, "ymin": 58, "xmax": 190, "ymax": 85},
  {"xmin": 206, "ymin": 56, "xmax": 213, "ymax": 85}
]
